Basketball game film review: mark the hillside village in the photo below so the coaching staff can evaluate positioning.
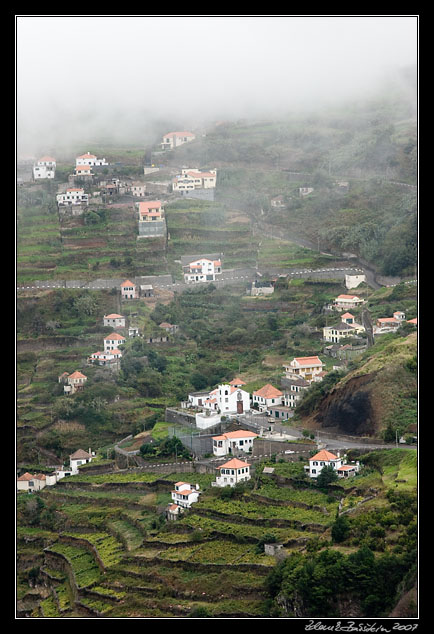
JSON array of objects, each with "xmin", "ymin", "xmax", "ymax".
[{"xmin": 17, "ymin": 118, "xmax": 418, "ymax": 619}]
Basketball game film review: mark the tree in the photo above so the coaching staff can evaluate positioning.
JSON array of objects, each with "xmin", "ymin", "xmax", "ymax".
[
  {"xmin": 331, "ymin": 514, "xmax": 350, "ymax": 543},
  {"xmin": 316, "ymin": 465, "xmax": 338, "ymax": 488}
]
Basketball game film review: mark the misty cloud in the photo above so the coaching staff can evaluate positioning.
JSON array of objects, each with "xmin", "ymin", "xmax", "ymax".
[{"xmin": 16, "ymin": 15, "xmax": 418, "ymax": 154}]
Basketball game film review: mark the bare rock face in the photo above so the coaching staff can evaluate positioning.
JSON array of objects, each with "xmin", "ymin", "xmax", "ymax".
[{"xmin": 314, "ymin": 373, "xmax": 378, "ymax": 436}]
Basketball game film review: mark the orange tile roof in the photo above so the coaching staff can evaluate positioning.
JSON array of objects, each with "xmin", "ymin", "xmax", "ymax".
[
  {"xmin": 104, "ymin": 314, "xmax": 124, "ymax": 319},
  {"xmin": 292, "ymin": 356, "xmax": 323, "ymax": 366},
  {"xmin": 217, "ymin": 458, "xmax": 250, "ymax": 470},
  {"xmin": 407, "ymin": 318, "xmax": 417, "ymax": 324},
  {"xmin": 105, "ymin": 333, "xmax": 126, "ymax": 340},
  {"xmin": 68, "ymin": 371, "xmax": 87, "ymax": 379},
  {"xmin": 77, "ymin": 153, "xmax": 96, "ymax": 159},
  {"xmin": 253, "ymin": 384, "xmax": 282, "ymax": 398},
  {"xmin": 337, "ymin": 294, "xmax": 360, "ymax": 300},
  {"xmin": 17, "ymin": 472, "xmax": 34, "ymax": 481},
  {"xmin": 310, "ymin": 449, "xmax": 339, "ymax": 462},
  {"xmin": 341, "ymin": 312, "xmax": 354, "ymax": 319},
  {"xmin": 121, "ymin": 280, "xmax": 135, "ymax": 287},
  {"xmin": 165, "ymin": 131, "xmax": 195, "ymax": 137},
  {"xmin": 213, "ymin": 430, "xmax": 258, "ymax": 441},
  {"xmin": 139, "ymin": 201, "xmax": 162, "ymax": 211},
  {"xmin": 75, "ymin": 164, "xmax": 92, "ymax": 170},
  {"xmin": 38, "ymin": 156, "xmax": 56, "ymax": 162},
  {"xmin": 230, "ymin": 378, "xmax": 246, "ymax": 385}
]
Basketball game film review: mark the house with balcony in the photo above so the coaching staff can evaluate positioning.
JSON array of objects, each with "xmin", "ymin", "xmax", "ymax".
[
  {"xmin": 213, "ymin": 458, "xmax": 251, "ymax": 488},
  {"xmin": 332, "ymin": 294, "xmax": 365, "ymax": 311},
  {"xmin": 172, "ymin": 168, "xmax": 217, "ymax": 192},
  {"xmin": 160, "ymin": 131, "xmax": 196, "ymax": 150},
  {"xmin": 59, "ymin": 371, "xmax": 88, "ymax": 395},
  {"xmin": 212, "ymin": 430, "xmax": 258, "ymax": 457},
  {"xmin": 283, "ymin": 356, "xmax": 325, "ymax": 382},
  {"xmin": 56, "ymin": 188, "xmax": 89, "ymax": 207},
  {"xmin": 89, "ymin": 350, "xmax": 122, "ymax": 366},
  {"xmin": 137, "ymin": 200, "xmax": 167, "ymax": 238},
  {"xmin": 323, "ymin": 320, "xmax": 365, "ymax": 343},
  {"xmin": 183, "ymin": 256, "xmax": 222, "ymax": 283},
  {"xmin": 304, "ymin": 449, "xmax": 360, "ymax": 479}
]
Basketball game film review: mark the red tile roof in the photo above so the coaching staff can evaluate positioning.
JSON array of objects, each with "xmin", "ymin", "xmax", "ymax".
[
  {"xmin": 217, "ymin": 458, "xmax": 250, "ymax": 470},
  {"xmin": 253, "ymin": 383, "xmax": 282, "ymax": 398},
  {"xmin": 310, "ymin": 449, "xmax": 339, "ymax": 462}
]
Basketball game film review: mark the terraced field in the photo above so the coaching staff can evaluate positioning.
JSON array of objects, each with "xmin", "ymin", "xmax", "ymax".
[{"xmin": 17, "ymin": 461, "xmax": 341, "ymax": 618}]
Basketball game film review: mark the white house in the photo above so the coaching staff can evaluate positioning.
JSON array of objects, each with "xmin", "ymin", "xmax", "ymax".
[
  {"xmin": 120, "ymin": 279, "xmax": 138, "ymax": 299},
  {"xmin": 213, "ymin": 458, "xmax": 251, "ymax": 488},
  {"xmin": 76, "ymin": 152, "xmax": 108, "ymax": 166},
  {"xmin": 183, "ymin": 258, "xmax": 222, "ymax": 283},
  {"xmin": 56, "ymin": 188, "xmax": 89, "ymax": 206},
  {"xmin": 161, "ymin": 131, "xmax": 196, "ymax": 150},
  {"xmin": 212, "ymin": 430, "xmax": 258, "ymax": 457},
  {"xmin": 33, "ymin": 156, "xmax": 56, "ymax": 179},
  {"xmin": 304, "ymin": 449, "xmax": 360, "ymax": 479},
  {"xmin": 323, "ymin": 320, "xmax": 365, "ymax": 343},
  {"xmin": 172, "ymin": 168, "xmax": 217, "ymax": 191},
  {"xmin": 17, "ymin": 472, "xmax": 49, "ymax": 492},
  {"xmin": 69, "ymin": 449, "xmax": 94, "ymax": 472},
  {"xmin": 282, "ymin": 376, "xmax": 310, "ymax": 408},
  {"xmin": 61, "ymin": 371, "xmax": 87, "ymax": 395},
  {"xmin": 103, "ymin": 314, "xmax": 126, "ymax": 328},
  {"xmin": 283, "ymin": 356, "xmax": 325, "ymax": 382},
  {"xmin": 333, "ymin": 294, "xmax": 365, "ymax": 311},
  {"xmin": 103, "ymin": 333, "xmax": 126, "ymax": 352},
  {"xmin": 89, "ymin": 350, "xmax": 122, "ymax": 365},
  {"xmin": 170, "ymin": 482, "xmax": 200, "ymax": 509},
  {"xmin": 252, "ymin": 384, "xmax": 283, "ymax": 412},
  {"xmin": 138, "ymin": 200, "xmax": 164, "ymax": 221}
]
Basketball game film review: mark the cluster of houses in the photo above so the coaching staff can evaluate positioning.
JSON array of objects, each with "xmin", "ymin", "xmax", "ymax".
[
  {"xmin": 185, "ymin": 354, "xmax": 328, "ymax": 428},
  {"xmin": 323, "ymin": 294, "xmax": 417, "ymax": 352},
  {"xmin": 165, "ymin": 439, "xmax": 361, "ymax": 518},
  {"xmin": 17, "ymin": 449, "xmax": 94, "ymax": 493}
]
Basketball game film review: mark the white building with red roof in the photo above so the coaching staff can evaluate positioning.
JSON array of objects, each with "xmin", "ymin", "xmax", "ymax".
[
  {"xmin": 76, "ymin": 151, "xmax": 108, "ymax": 166},
  {"xmin": 283, "ymin": 356, "xmax": 325, "ymax": 382},
  {"xmin": 214, "ymin": 458, "xmax": 252, "ymax": 488},
  {"xmin": 103, "ymin": 332, "xmax": 126, "ymax": 352},
  {"xmin": 33, "ymin": 155, "xmax": 56, "ymax": 179},
  {"xmin": 56, "ymin": 188, "xmax": 89, "ymax": 206},
  {"xmin": 212, "ymin": 429, "xmax": 258, "ymax": 457},
  {"xmin": 171, "ymin": 482, "xmax": 200, "ymax": 509},
  {"xmin": 103, "ymin": 314, "xmax": 126, "ymax": 328},
  {"xmin": 120, "ymin": 279, "xmax": 138, "ymax": 299},
  {"xmin": 161, "ymin": 131, "xmax": 196, "ymax": 150},
  {"xmin": 61, "ymin": 371, "xmax": 87, "ymax": 395},
  {"xmin": 252, "ymin": 384, "xmax": 283, "ymax": 412},
  {"xmin": 183, "ymin": 257, "xmax": 222, "ymax": 283},
  {"xmin": 172, "ymin": 168, "xmax": 217, "ymax": 192},
  {"xmin": 333, "ymin": 294, "xmax": 365, "ymax": 310},
  {"xmin": 305, "ymin": 449, "xmax": 360, "ymax": 479}
]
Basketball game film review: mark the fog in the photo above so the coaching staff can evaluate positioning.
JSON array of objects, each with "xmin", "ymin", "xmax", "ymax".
[{"xmin": 16, "ymin": 15, "xmax": 418, "ymax": 156}]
